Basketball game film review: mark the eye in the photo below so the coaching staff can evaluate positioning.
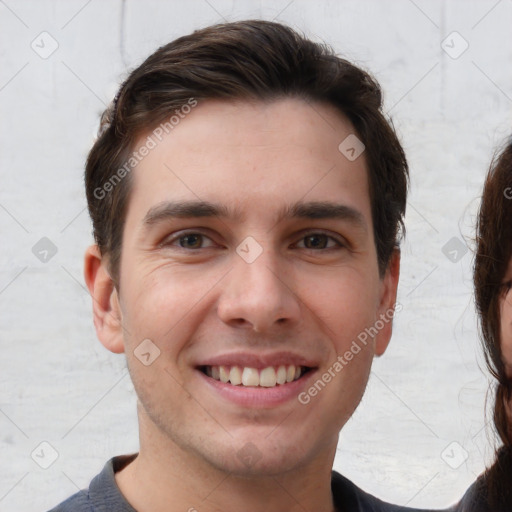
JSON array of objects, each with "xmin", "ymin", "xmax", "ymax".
[
  {"xmin": 164, "ymin": 232, "xmax": 216, "ymax": 249},
  {"xmin": 295, "ymin": 233, "xmax": 342, "ymax": 250}
]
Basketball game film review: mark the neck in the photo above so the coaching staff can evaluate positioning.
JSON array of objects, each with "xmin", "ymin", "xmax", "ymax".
[{"xmin": 115, "ymin": 409, "xmax": 337, "ymax": 512}]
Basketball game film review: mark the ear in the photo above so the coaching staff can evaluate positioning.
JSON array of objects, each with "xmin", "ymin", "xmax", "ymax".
[
  {"xmin": 374, "ymin": 249, "xmax": 401, "ymax": 356},
  {"xmin": 83, "ymin": 244, "xmax": 125, "ymax": 354}
]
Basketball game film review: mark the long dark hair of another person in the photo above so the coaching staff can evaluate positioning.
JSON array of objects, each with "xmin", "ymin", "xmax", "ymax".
[{"xmin": 474, "ymin": 139, "xmax": 512, "ymax": 510}]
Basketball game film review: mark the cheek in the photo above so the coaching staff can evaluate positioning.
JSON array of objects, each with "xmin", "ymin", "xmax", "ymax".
[
  {"xmin": 120, "ymin": 263, "xmax": 239, "ymax": 380},
  {"xmin": 313, "ymin": 342, "xmax": 374, "ymax": 431},
  {"xmin": 301, "ymin": 271, "xmax": 380, "ymax": 340},
  {"xmin": 501, "ymin": 292, "xmax": 512, "ymax": 371},
  {"xmin": 121, "ymin": 267, "xmax": 210, "ymax": 352},
  {"xmin": 120, "ymin": 271, "xmax": 204, "ymax": 415}
]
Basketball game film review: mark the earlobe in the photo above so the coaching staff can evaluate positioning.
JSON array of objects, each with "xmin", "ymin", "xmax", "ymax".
[
  {"xmin": 83, "ymin": 245, "xmax": 125, "ymax": 354},
  {"xmin": 375, "ymin": 249, "xmax": 401, "ymax": 356}
]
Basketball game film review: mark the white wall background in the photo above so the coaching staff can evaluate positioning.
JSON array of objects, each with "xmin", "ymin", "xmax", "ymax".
[{"xmin": 1, "ymin": 0, "xmax": 511, "ymax": 510}]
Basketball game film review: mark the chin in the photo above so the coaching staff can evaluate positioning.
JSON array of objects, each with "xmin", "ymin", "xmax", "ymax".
[
  {"xmin": 213, "ymin": 449, "xmax": 307, "ymax": 478},
  {"xmin": 200, "ymin": 433, "xmax": 317, "ymax": 477}
]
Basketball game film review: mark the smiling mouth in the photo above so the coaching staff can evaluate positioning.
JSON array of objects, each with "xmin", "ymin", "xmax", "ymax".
[{"xmin": 198, "ymin": 365, "xmax": 313, "ymax": 388}]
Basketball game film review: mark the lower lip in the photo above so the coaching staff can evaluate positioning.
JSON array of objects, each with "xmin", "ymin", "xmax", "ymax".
[{"xmin": 196, "ymin": 369, "xmax": 317, "ymax": 408}]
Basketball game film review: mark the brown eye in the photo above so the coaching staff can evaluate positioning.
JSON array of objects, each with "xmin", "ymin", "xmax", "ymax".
[
  {"xmin": 162, "ymin": 230, "xmax": 219, "ymax": 251},
  {"xmin": 297, "ymin": 233, "xmax": 341, "ymax": 250},
  {"xmin": 179, "ymin": 234, "xmax": 204, "ymax": 248},
  {"xmin": 304, "ymin": 234, "xmax": 329, "ymax": 249}
]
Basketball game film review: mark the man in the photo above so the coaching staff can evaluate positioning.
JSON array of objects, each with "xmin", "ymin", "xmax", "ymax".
[{"xmin": 49, "ymin": 19, "xmax": 430, "ymax": 512}]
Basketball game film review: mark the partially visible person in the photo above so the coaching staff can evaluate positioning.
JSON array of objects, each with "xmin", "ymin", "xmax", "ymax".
[{"xmin": 455, "ymin": 139, "xmax": 512, "ymax": 511}]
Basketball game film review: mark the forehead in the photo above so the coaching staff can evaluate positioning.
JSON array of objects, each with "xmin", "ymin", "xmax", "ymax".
[{"xmin": 125, "ymin": 98, "xmax": 372, "ymax": 229}]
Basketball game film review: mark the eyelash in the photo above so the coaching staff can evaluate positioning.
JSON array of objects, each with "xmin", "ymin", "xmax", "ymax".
[
  {"xmin": 163, "ymin": 231, "xmax": 216, "ymax": 250},
  {"xmin": 293, "ymin": 232, "xmax": 344, "ymax": 250},
  {"xmin": 162, "ymin": 230, "xmax": 346, "ymax": 251}
]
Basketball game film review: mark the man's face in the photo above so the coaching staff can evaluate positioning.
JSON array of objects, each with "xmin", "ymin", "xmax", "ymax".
[{"xmin": 105, "ymin": 98, "xmax": 398, "ymax": 475}]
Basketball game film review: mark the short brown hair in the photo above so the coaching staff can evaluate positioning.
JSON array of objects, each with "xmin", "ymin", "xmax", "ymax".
[
  {"xmin": 474, "ymin": 138, "xmax": 512, "ymax": 506},
  {"xmin": 85, "ymin": 19, "xmax": 408, "ymax": 287}
]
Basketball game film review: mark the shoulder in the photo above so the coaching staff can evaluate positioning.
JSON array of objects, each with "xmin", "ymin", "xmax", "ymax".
[
  {"xmin": 46, "ymin": 454, "xmax": 137, "ymax": 512},
  {"xmin": 448, "ymin": 477, "xmax": 491, "ymax": 512},
  {"xmin": 46, "ymin": 490, "xmax": 90, "ymax": 511},
  {"xmin": 451, "ymin": 450, "xmax": 512, "ymax": 512},
  {"xmin": 331, "ymin": 471, "xmax": 439, "ymax": 512}
]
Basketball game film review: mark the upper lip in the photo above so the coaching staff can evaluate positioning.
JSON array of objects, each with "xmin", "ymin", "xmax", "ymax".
[{"xmin": 195, "ymin": 351, "xmax": 319, "ymax": 370}]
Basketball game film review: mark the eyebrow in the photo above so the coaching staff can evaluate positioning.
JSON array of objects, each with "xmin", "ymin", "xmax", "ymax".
[
  {"xmin": 141, "ymin": 200, "xmax": 367, "ymax": 232},
  {"xmin": 284, "ymin": 201, "xmax": 366, "ymax": 230},
  {"xmin": 142, "ymin": 200, "xmax": 236, "ymax": 226}
]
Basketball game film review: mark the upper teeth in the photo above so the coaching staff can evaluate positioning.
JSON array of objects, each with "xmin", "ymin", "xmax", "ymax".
[{"xmin": 205, "ymin": 365, "xmax": 304, "ymax": 387}]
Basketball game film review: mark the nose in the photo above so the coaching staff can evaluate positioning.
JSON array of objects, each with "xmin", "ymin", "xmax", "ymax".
[{"xmin": 217, "ymin": 247, "xmax": 301, "ymax": 333}]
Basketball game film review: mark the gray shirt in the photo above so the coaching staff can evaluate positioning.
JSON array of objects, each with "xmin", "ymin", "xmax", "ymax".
[{"xmin": 47, "ymin": 453, "xmax": 442, "ymax": 512}]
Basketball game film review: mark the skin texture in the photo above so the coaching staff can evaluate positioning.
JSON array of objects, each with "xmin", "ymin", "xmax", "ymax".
[
  {"xmin": 84, "ymin": 98, "xmax": 400, "ymax": 512},
  {"xmin": 501, "ymin": 257, "xmax": 512, "ymax": 378}
]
